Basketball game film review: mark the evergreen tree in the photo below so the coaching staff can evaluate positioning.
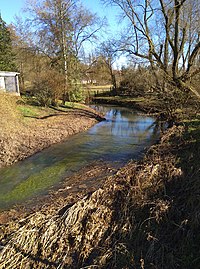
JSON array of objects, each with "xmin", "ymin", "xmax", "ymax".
[{"xmin": 0, "ymin": 15, "xmax": 16, "ymax": 71}]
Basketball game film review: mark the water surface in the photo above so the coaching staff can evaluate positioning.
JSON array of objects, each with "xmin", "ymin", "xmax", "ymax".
[{"xmin": 0, "ymin": 105, "xmax": 158, "ymax": 209}]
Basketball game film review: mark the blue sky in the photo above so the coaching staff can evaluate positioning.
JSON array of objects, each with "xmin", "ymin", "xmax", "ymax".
[
  {"xmin": 0, "ymin": 0, "xmax": 120, "ymax": 31},
  {"xmin": 0, "ymin": 0, "xmax": 25, "ymax": 23},
  {"xmin": 0, "ymin": 0, "xmax": 127, "ymax": 67}
]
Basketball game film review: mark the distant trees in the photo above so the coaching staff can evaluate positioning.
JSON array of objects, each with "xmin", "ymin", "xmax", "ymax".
[
  {"xmin": 0, "ymin": 15, "xmax": 16, "ymax": 71},
  {"xmin": 82, "ymin": 55, "xmax": 113, "ymax": 86},
  {"xmin": 102, "ymin": 0, "xmax": 200, "ymax": 100},
  {"xmin": 119, "ymin": 65, "xmax": 154, "ymax": 96},
  {"xmin": 13, "ymin": 0, "xmax": 104, "ymax": 104},
  {"xmin": 97, "ymin": 40, "xmax": 118, "ymax": 93},
  {"xmin": 6, "ymin": 0, "xmax": 199, "ymax": 110}
]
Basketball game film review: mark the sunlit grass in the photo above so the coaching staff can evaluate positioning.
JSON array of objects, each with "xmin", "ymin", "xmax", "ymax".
[
  {"xmin": 63, "ymin": 102, "xmax": 87, "ymax": 109},
  {"xmin": 17, "ymin": 105, "xmax": 40, "ymax": 117},
  {"xmin": 17, "ymin": 104, "xmax": 56, "ymax": 118},
  {"xmin": 86, "ymin": 84, "xmax": 112, "ymax": 90}
]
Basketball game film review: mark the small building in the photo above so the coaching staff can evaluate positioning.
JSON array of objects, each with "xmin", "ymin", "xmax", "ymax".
[{"xmin": 0, "ymin": 71, "xmax": 20, "ymax": 96}]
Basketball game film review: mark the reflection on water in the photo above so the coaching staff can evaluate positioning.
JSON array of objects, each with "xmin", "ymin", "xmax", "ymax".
[{"xmin": 0, "ymin": 105, "xmax": 158, "ymax": 209}]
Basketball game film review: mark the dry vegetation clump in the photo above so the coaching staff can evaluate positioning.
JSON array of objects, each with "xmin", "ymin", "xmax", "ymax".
[{"xmin": 1, "ymin": 124, "xmax": 198, "ymax": 269}]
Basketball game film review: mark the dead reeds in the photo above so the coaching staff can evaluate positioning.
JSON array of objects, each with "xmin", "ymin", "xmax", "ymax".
[{"xmin": 0, "ymin": 124, "xmax": 199, "ymax": 268}]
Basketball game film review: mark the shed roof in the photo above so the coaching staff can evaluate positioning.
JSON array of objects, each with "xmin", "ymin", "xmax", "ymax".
[{"xmin": 0, "ymin": 71, "xmax": 20, "ymax": 77}]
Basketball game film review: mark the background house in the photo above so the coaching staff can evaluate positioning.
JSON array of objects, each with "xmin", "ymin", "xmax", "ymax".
[{"xmin": 0, "ymin": 71, "xmax": 20, "ymax": 96}]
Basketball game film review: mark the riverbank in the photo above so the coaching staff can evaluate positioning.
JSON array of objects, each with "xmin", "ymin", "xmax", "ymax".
[
  {"xmin": 93, "ymin": 96, "xmax": 162, "ymax": 113},
  {"xmin": 0, "ymin": 94, "xmax": 104, "ymax": 168},
  {"xmin": 93, "ymin": 95, "xmax": 199, "ymax": 118},
  {"xmin": 0, "ymin": 104, "xmax": 157, "ymax": 212},
  {"xmin": 0, "ymin": 114, "xmax": 199, "ymax": 268}
]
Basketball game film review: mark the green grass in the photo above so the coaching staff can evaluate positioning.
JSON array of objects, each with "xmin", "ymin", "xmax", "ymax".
[
  {"xmin": 17, "ymin": 104, "xmax": 62, "ymax": 118},
  {"xmin": 86, "ymin": 84, "xmax": 112, "ymax": 90},
  {"xmin": 17, "ymin": 105, "xmax": 41, "ymax": 117},
  {"xmin": 83, "ymin": 85, "xmax": 112, "ymax": 96},
  {"xmin": 16, "ymin": 97, "xmax": 95, "ymax": 123},
  {"xmin": 63, "ymin": 101, "xmax": 88, "ymax": 110}
]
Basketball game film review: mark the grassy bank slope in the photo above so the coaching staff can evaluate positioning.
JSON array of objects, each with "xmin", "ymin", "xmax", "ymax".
[
  {"xmin": 0, "ymin": 115, "xmax": 199, "ymax": 268},
  {"xmin": 0, "ymin": 94, "xmax": 103, "ymax": 168}
]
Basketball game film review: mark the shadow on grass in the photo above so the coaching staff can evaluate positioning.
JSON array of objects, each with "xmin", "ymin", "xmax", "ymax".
[{"xmin": 24, "ymin": 105, "xmax": 106, "ymax": 122}]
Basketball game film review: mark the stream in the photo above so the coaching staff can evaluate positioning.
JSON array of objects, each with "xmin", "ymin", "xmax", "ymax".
[{"xmin": 0, "ymin": 105, "xmax": 159, "ymax": 210}]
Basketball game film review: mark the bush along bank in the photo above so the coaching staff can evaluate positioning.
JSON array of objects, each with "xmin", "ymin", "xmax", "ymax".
[{"xmin": 0, "ymin": 116, "xmax": 199, "ymax": 269}]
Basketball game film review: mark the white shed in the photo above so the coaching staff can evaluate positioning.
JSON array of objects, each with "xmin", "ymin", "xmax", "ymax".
[{"xmin": 0, "ymin": 71, "xmax": 20, "ymax": 96}]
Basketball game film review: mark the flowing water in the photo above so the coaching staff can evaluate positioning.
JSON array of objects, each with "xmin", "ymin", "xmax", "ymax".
[{"xmin": 0, "ymin": 105, "xmax": 159, "ymax": 210}]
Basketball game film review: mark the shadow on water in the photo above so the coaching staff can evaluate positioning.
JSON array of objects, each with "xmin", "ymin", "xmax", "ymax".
[{"xmin": 0, "ymin": 105, "xmax": 159, "ymax": 210}]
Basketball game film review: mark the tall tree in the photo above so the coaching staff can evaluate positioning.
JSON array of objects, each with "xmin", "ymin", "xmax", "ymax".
[
  {"xmin": 0, "ymin": 15, "xmax": 16, "ymax": 71},
  {"xmin": 102, "ymin": 0, "xmax": 200, "ymax": 99},
  {"xmin": 98, "ymin": 40, "xmax": 118, "ymax": 92},
  {"xmin": 15, "ymin": 0, "xmax": 103, "ymax": 103}
]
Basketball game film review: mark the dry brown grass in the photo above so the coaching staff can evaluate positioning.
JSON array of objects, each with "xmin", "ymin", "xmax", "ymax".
[
  {"xmin": 0, "ymin": 93, "xmax": 24, "ymax": 166},
  {"xmin": 0, "ymin": 94, "xmax": 100, "ymax": 168},
  {"xmin": 0, "ymin": 97, "xmax": 199, "ymax": 269},
  {"xmin": 0, "ymin": 125, "xmax": 191, "ymax": 269},
  {"xmin": 0, "ymin": 93, "xmax": 21, "ymax": 129}
]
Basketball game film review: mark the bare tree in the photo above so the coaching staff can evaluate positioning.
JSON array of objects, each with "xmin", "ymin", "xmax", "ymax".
[
  {"xmin": 102, "ymin": 0, "xmax": 200, "ymax": 99},
  {"xmin": 14, "ymin": 0, "xmax": 104, "ymax": 103},
  {"xmin": 97, "ymin": 40, "xmax": 118, "ymax": 92}
]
